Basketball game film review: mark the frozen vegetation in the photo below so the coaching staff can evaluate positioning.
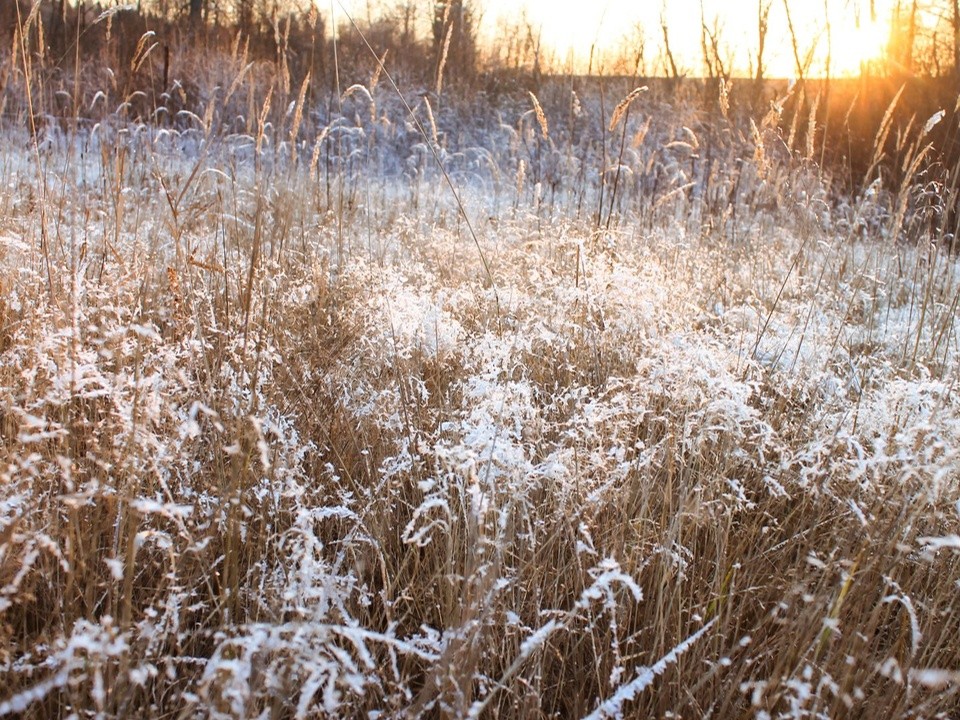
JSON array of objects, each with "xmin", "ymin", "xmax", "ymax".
[{"xmin": 1, "ymin": 69, "xmax": 960, "ymax": 718}]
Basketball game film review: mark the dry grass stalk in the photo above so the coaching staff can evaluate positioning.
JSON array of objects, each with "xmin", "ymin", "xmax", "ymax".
[
  {"xmin": 529, "ymin": 91, "xmax": 549, "ymax": 139},
  {"xmin": 423, "ymin": 95, "xmax": 438, "ymax": 146},
  {"xmin": 750, "ymin": 117, "xmax": 765, "ymax": 170},
  {"xmin": 279, "ymin": 16, "xmax": 291, "ymax": 95},
  {"xmin": 202, "ymin": 89, "xmax": 216, "ymax": 133},
  {"xmin": 806, "ymin": 92, "xmax": 820, "ymax": 160},
  {"xmin": 35, "ymin": 8, "xmax": 46, "ymax": 66},
  {"xmin": 224, "ymin": 48, "xmax": 252, "ymax": 109},
  {"xmin": 609, "ymin": 86, "xmax": 648, "ymax": 132},
  {"xmin": 436, "ymin": 22, "xmax": 452, "ymax": 97},
  {"xmin": 23, "ymin": 0, "xmax": 42, "ymax": 31},
  {"xmin": 290, "ymin": 71, "xmax": 311, "ymax": 165},
  {"xmin": 131, "ymin": 32, "xmax": 158, "ymax": 74},
  {"xmin": 256, "ymin": 85, "xmax": 274, "ymax": 161},
  {"xmin": 309, "ymin": 125, "xmax": 331, "ymax": 178},
  {"xmin": 371, "ymin": 49, "xmax": 388, "ymax": 92},
  {"xmin": 865, "ymin": 84, "xmax": 905, "ymax": 182}
]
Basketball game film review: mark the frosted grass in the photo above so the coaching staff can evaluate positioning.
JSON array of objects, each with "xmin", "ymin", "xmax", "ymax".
[{"xmin": 1, "ymin": 82, "xmax": 959, "ymax": 717}]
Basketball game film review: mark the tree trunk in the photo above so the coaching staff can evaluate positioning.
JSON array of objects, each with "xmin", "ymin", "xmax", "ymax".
[{"xmin": 953, "ymin": 0, "xmax": 959, "ymax": 77}]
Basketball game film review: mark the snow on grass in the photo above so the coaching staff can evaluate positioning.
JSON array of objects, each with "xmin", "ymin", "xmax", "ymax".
[{"xmin": 0, "ymin": 81, "xmax": 959, "ymax": 718}]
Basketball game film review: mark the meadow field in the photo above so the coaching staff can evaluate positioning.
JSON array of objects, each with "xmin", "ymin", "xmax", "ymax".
[{"xmin": 1, "ymin": 19, "xmax": 960, "ymax": 718}]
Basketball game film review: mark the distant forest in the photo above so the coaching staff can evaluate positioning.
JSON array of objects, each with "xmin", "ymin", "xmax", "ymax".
[{"xmin": 4, "ymin": 0, "xmax": 960, "ymax": 193}]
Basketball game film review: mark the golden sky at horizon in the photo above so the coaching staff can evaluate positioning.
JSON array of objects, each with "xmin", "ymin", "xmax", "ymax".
[
  {"xmin": 493, "ymin": 0, "xmax": 894, "ymax": 77},
  {"xmin": 333, "ymin": 0, "xmax": 897, "ymax": 77}
]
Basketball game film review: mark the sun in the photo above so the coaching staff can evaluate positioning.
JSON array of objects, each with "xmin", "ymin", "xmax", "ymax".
[{"xmin": 827, "ymin": 16, "xmax": 890, "ymax": 76}]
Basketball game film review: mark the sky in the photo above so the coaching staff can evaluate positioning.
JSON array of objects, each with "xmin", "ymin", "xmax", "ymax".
[
  {"xmin": 332, "ymin": 0, "xmax": 897, "ymax": 77},
  {"xmin": 480, "ymin": 0, "xmax": 893, "ymax": 76}
]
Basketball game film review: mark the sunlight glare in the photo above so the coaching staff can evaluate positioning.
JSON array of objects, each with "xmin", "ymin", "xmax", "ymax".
[
  {"xmin": 829, "ymin": 16, "xmax": 890, "ymax": 76},
  {"xmin": 333, "ymin": 0, "xmax": 897, "ymax": 78}
]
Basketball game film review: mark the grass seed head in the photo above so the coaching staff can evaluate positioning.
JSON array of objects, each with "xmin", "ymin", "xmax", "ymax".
[
  {"xmin": 609, "ymin": 86, "xmax": 648, "ymax": 132},
  {"xmin": 529, "ymin": 91, "xmax": 549, "ymax": 139}
]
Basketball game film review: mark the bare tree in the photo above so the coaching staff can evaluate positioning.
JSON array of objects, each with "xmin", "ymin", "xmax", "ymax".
[
  {"xmin": 612, "ymin": 22, "xmax": 646, "ymax": 78},
  {"xmin": 700, "ymin": 1, "xmax": 715, "ymax": 79},
  {"xmin": 754, "ymin": 0, "xmax": 772, "ymax": 84},
  {"xmin": 660, "ymin": 11, "xmax": 680, "ymax": 81},
  {"xmin": 951, "ymin": 0, "xmax": 959, "ymax": 74},
  {"xmin": 432, "ymin": 0, "xmax": 478, "ymax": 87},
  {"xmin": 887, "ymin": 0, "xmax": 920, "ymax": 73},
  {"xmin": 781, "ymin": 0, "xmax": 818, "ymax": 82},
  {"xmin": 394, "ymin": 1, "xmax": 418, "ymax": 47},
  {"xmin": 699, "ymin": 5, "xmax": 730, "ymax": 82}
]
